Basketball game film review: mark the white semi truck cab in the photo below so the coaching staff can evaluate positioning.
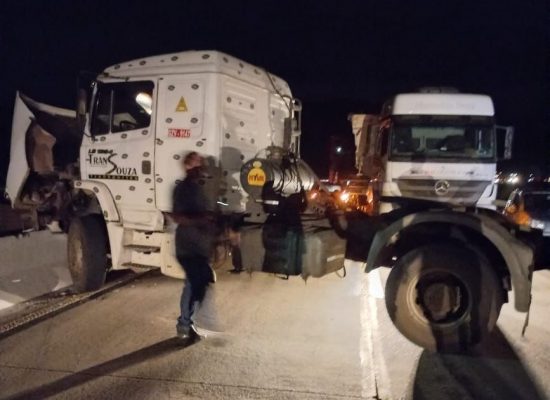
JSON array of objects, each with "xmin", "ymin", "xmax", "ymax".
[
  {"xmin": 326, "ymin": 88, "xmax": 540, "ymax": 353},
  {"xmin": 349, "ymin": 89, "xmax": 513, "ymax": 213},
  {"xmin": 7, "ymin": 50, "xmax": 340, "ymax": 292}
]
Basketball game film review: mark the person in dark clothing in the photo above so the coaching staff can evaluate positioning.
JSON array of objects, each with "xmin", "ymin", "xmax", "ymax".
[{"xmin": 171, "ymin": 151, "xmax": 216, "ymax": 340}]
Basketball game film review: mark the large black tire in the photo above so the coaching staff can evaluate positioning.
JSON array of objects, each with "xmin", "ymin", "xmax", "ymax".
[
  {"xmin": 385, "ymin": 243, "xmax": 504, "ymax": 353},
  {"xmin": 68, "ymin": 215, "xmax": 108, "ymax": 292}
]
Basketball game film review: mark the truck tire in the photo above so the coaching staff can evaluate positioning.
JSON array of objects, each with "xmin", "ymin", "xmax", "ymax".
[
  {"xmin": 68, "ymin": 215, "xmax": 108, "ymax": 292},
  {"xmin": 385, "ymin": 243, "xmax": 504, "ymax": 353}
]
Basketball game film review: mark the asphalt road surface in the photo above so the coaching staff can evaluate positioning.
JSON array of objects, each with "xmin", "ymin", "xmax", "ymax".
[
  {"xmin": 0, "ymin": 263, "xmax": 549, "ymax": 400},
  {"xmin": 0, "ymin": 232, "xmax": 71, "ymax": 311}
]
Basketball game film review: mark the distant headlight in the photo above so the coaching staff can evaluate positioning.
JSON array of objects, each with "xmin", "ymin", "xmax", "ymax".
[
  {"xmin": 340, "ymin": 192, "xmax": 350, "ymax": 203},
  {"xmin": 529, "ymin": 219, "xmax": 546, "ymax": 230}
]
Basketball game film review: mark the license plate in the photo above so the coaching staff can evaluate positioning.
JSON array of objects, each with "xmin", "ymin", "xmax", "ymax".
[{"xmin": 544, "ymin": 227, "xmax": 550, "ymax": 237}]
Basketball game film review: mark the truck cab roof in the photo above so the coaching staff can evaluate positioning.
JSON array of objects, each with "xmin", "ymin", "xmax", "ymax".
[
  {"xmin": 102, "ymin": 50, "xmax": 291, "ymax": 96},
  {"xmin": 383, "ymin": 93, "xmax": 494, "ymax": 117}
]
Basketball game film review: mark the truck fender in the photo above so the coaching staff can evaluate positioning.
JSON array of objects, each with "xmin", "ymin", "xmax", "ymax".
[
  {"xmin": 74, "ymin": 180, "xmax": 120, "ymax": 222},
  {"xmin": 366, "ymin": 211, "xmax": 533, "ymax": 312}
]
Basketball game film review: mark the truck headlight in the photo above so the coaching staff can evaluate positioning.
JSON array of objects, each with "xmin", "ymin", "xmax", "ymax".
[
  {"xmin": 529, "ymin": 219, "xmax": 545, "ymax": 230},
  {"xmin": 340, "ymin": 191, "xmax": 350, "ymax": 203}
]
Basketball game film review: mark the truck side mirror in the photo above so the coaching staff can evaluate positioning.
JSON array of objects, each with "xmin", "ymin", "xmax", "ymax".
[
  {"xmin": 283, "ymin": 117, "xmax": 293, "ymax": 151},
  {"xmin": 291, "ymin": 99, "xmax": 302, "ymax": 137},
  {"xmin": 496, "ymin": 125, "xmax": 514, "ymax": 160},
  {"xmin": 76, "ymin": 88, "xmax": 88, "ymax": 133},
  {"xmin": 283, "ymin": 98, "xmax": 303, "ymax": 155},
  {"xmin": 76, "ymin": 71, "xmax": 98, "ymax": 136}
]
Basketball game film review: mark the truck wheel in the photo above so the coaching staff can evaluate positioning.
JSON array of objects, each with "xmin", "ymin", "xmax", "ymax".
[
  {"xmin": 385, "ymin": 243, "xmax": 503, "ymax": 353},
  {"xmin": 68, "ymin": 215, "xmax": 108, "ymax": 292}
]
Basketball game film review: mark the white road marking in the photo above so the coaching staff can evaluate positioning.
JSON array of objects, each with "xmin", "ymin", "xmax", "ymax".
[
  {"xmin": 358, "ymin": 264, "xmax": 393, "ymax": 399},
  {"xmin": 359, "ymin": 268, "xmax": 377, "ymax": 398},
  {"xmin": 0, "ymin": 299, "xmax": 15, "ymax": 311},
  {"xmin": 368, "ymin": 269, "xmax": 385, "ymax": 299},
  {"xmin": 369, "ymin": 280, "xmax": 392, "ymax": 399}
]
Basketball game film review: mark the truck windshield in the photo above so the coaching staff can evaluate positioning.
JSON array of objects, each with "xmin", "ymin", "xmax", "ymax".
[{"xmin": 390, "ymin": 116, "xmax": 495, "ymax": 162}]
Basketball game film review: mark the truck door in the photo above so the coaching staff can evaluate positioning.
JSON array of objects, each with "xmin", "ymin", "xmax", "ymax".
[
  {"xmin": 154, "ymin": 76, "xmax": 209, "ymax": 212},
  {"xmin": 81, "ymin": 79, "xmax": 157, "ymax": 210}
]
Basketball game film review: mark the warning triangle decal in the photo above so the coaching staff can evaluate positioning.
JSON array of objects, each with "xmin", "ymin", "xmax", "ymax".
[{"xmin": 175, "ymin": 97, "xmax": 188, "ymax": 112}]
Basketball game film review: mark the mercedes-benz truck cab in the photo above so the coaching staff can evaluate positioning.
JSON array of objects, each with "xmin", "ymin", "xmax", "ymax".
[{"xmin": 353, "ymin": 90, "xmax": 503, "ymax": 213}]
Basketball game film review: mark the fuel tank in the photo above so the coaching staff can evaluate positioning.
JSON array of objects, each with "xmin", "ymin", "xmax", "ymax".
[{"xmin": 240, "ymin": 156, "xmax": 317, "ymax": 200}]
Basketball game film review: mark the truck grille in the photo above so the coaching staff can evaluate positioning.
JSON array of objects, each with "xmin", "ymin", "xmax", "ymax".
[{"xmin": 394, "ymin": 179, "xmax": 491, "ymax": 205}]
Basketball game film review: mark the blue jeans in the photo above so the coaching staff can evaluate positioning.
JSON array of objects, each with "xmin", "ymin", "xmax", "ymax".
[
  {"xmin": 177, "ymin": 278, "xmax": 196, "ymax": 331},
  {"xmin": 177, "ymin": 255, "xmax": 212, "ymax": 331}
]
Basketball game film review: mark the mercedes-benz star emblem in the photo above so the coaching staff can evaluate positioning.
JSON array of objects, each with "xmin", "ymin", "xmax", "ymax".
[{"xmin": 434, "ymin": 180, "xmax": 450, "ymax": 196}]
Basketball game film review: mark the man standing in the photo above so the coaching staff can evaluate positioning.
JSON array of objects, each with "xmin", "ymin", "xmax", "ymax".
[{"xmin": 172, "ymin": 151, "xmax": 216, "ymax": 340}]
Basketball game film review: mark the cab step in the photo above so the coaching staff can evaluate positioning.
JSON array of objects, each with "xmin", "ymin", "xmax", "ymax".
[
  {"xmin": 124, "ymin": 244, "xmax": 160, "ymax": 253},
  {"xmin": 121, "ymin": 262, "xmax": 158, "ymax": 269}
]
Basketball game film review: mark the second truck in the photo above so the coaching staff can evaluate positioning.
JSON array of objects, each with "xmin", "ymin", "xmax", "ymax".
[{"xmin": 332, "ymin": 89, "xmax": 536, "ymax": 352}]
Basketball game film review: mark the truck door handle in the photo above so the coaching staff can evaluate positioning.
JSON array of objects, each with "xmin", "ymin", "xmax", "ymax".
[{"xmin": 142, "ymin": 160, "xmax": 151, "ymax": 175}]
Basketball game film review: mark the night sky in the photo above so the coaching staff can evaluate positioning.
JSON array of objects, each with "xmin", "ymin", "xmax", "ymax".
[{"xmin": 1, "ymin": 0, "xmax": 548, "ymax": 183}]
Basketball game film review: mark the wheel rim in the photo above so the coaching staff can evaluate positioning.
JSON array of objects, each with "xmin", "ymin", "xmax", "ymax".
[{"xmin": 409, "ymin": 271, "xmax": 470, "ymax": 326}]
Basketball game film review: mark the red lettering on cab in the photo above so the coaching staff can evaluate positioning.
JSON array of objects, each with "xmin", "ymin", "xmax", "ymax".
[{"xmin": 168, "ymin": 128, "xmax": 191, "ymax": 138}]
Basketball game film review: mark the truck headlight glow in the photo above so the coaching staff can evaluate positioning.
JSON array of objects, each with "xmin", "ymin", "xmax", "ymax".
[{"xmin": 340, "ymin": 191, "xmax": 350, "ymax": 203}]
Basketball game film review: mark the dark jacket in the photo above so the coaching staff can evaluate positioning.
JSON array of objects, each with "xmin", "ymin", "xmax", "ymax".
[{"xmin": 173, "ymin": 175, "xmax": 216, "ymax": 258}]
